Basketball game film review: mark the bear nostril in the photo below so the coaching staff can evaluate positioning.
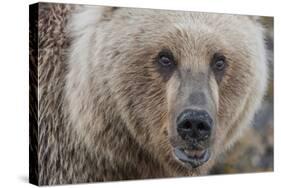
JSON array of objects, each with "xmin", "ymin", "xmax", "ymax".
[
  {"xmin": 183, "ymin": 121, "xmax": 192, "ymax": 130},
  {"xmin": 197, "ymin": 122, "xmax": 210, "ymax": 132},
  {"xmin": 196, "ymin": 122, "xmax": 211, "ymax": 139}
]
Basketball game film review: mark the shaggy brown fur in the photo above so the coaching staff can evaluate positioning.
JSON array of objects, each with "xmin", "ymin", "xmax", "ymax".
[{"xmin": 29, "ymin": 3, "xmax": 268, "ymax": 185}]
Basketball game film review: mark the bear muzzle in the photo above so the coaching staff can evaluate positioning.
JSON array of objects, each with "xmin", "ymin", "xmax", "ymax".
[{"xmin": 171, "ymin": 109, "xmax": 213, "ymax": 168}]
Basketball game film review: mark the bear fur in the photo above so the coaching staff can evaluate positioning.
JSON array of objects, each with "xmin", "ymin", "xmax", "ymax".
[{"xmin": 34, "ymin": 3, "xmax": 268, "ymax": 185}]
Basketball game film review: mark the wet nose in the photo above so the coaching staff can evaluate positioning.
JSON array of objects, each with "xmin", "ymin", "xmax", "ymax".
[{"xmin": 176, "ymin": 109, "xmax": 213, "ymax": 141}]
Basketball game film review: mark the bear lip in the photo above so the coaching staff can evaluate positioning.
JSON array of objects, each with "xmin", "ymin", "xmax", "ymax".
[{"xmin": 173, "ymin": 147, "xmax": 210, "ymax": 168}]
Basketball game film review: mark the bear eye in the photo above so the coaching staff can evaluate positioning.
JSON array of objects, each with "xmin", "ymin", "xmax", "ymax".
[
  {"xmin": 211, "ymin": 53, "xmax": 226, "ymax": 72},
  {"xmin": 214, "ymin": 59, "xmax": 225, "ymax": 71},
  {"xmin": 159, "ymin": 56, "xmax": 172, "ymax": 67},
  {"xmin": 158, "ymin": 50, "xmax": 175, "ymax": 68}
]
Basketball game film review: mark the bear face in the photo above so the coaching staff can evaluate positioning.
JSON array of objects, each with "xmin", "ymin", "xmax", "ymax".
[{"xmin": 66, "ymin": 7, "xmax": 267, "ymax": 176}]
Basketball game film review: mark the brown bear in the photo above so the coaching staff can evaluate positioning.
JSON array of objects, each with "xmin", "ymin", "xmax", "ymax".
[{"xmin": 30, "ymin": 3, "xmax": 268, "ymax": 185}]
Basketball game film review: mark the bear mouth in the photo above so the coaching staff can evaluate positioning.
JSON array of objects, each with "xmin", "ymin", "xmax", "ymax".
[{"xmin": 173, "ymin": 147, "xmax": 210, "ymax": 168}]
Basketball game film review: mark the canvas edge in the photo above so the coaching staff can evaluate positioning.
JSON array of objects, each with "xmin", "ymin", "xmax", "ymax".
[{"xmin": 29, "ymin": 2, "xmax": 39, "ymax": 186}]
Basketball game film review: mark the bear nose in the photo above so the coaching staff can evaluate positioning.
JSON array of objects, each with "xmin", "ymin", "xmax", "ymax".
[{"xmin": 176, "ymin": 109, "xmax": 213, "ymax": 141}]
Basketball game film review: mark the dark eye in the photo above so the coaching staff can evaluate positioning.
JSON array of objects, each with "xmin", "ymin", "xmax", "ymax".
[
  {"xmin": 214, "ymin": 59, "xmax": 225, "ymax": 71},
  {"xmin": 212, "ymin": 53, "xmax": 226, "ymax": 72},
  {"xmin": 158, "ymin": 50, "xmax": 175, "ymax": 68},
  {"xmin": 159, "ymin": 56, "xmax": 172, "ymax": 66}
]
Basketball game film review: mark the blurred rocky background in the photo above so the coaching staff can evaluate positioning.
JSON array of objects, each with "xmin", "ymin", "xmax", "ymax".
[{"xmin": 210, "ymin": 17, "xmax": 274, "ymax": 174}]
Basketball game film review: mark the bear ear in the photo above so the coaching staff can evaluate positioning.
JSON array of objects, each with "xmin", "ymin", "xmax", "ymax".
[
  {"xmin": 248, "ymin": 16, "xmax": 274, "ymax": 35},
  {"xmin": 248, "ymin": 16, "xmax": 261, "ymax": 23},
  {"xmin": 68, "ymin": 6, "xmax": 119, "ymax": 37},
  {"xmin": 247, "ymin": 16, "xmax": 267, "ymax": 29},
  {"xmin": 101, "ymin": 7, "xmax": 120, "ymax": 21}
]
